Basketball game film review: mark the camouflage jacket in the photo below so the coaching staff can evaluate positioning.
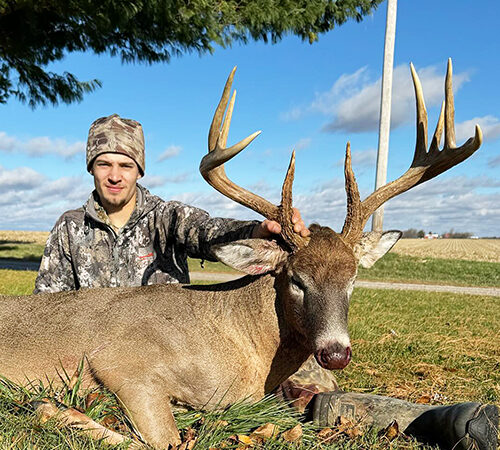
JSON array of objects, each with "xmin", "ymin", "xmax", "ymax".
[{"xmin": 34, "ymin": 184, "xmax": 257, "ymax": 294}]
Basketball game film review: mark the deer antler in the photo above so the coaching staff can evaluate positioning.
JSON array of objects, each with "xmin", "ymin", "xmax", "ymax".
[
  {"xmin": 341, "ymin": 59, "xmax": 482, "ymax": 246},
  {"xmin": 200, "ymin": 67, "xmax": 309, "ymax": 251}
]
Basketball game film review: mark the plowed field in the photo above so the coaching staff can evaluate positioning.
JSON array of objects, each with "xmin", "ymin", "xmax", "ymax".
[
  {"xmin": 0, "ymin": 230, "xmax": 49, "ymax": 245},
  {"xmin": 392, "ymin": 239, "xmax": 500, "ymax": 262}
]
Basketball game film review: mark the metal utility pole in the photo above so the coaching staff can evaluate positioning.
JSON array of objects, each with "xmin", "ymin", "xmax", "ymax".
[{"xmin": 372, "ymin": 0, "xmax": 397, "ymax": 232}]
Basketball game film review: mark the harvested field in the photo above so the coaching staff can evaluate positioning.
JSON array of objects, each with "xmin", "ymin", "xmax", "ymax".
[
  {"xmin": 0, "ymin": 230, "xmax": 49, "ymax": 246},
  {"xmin": 391, "ymin": 239, "xmax": 500, "ymax": 262}
]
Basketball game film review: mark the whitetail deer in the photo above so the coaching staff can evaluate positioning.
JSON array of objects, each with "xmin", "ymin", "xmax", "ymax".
[{"xmin": 0, "ymin": 60, "xmax": 481, "ymax": 448}]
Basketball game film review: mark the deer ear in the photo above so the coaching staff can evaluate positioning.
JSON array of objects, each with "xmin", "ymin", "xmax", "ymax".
[
  {"xmin": 354, "ymin": 230, "xmax": 402, "ymax": 268},
  {"xmin": 212, "ymin": 239, "xmax": 289, "ymax": 275}
]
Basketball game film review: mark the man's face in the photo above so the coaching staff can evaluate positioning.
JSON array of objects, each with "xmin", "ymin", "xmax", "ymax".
[{"xmin": 91, "ymin": 153, "xmax": 141, "ymax": 212}]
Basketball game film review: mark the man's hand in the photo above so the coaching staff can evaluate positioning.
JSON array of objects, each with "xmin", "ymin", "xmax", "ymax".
[{"xmin": 252, "ymin": 208, "xmax": 310, "ymax": 239}]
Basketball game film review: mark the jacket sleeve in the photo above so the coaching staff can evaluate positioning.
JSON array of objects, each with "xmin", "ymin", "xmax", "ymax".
[
  {"xmin": 165, "ymin": 201, "xmax": 259, "ymax": 261},
  {"xmin": 33, "ymin": 216, "xmax": 76, "ymax": 294}
]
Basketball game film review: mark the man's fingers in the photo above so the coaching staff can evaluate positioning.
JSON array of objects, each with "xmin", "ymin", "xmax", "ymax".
[{"xmin": 267, "ymin": 221, "xmax": 281, "ymax": 234}]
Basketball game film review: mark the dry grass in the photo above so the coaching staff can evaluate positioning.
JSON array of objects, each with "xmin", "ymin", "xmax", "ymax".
[
  {"xmin": 0, "ymin": 230, "xmax": 49, "ymax": 246},
  {"xmin": 392, "ymin": 239, "xmax": 500, "ymax": 262}
]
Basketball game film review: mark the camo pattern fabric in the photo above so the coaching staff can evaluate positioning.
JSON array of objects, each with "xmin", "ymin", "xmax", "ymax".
[
  {"xmin": 86, "ymin": 114, "xmax": 146, "ymax": 175},
  {"xmin": 34, "ymin": 184, "xmax": 258, "ymax": 294},
  {"xmin": 289, "ymin": 355, "xmax": 339, "ymax": 391}
]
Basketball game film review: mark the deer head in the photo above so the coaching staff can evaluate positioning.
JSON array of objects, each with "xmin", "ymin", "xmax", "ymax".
[{"xmin": 201, "ymin": 61, "xmax": 482, "ymax": 370}]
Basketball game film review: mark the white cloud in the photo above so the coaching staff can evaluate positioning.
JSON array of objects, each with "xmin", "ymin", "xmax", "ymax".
[
  {"xmin": 0, "ymin": 166, "xmax": 92, "ymax": 230},
  {"xmin": 164, "ymin": 172, "xmax": 192, "ymax": 184},
  {"xmin": 141, "ymin": 172, "xmax": 192, "ymax": 188},
  {"xmin": 294, "ymin": 138, "xmax": 312, "ymax": 151},
  {"xmin": 335, "ymin": 149, "xmax": 377, "ymax": 168},
  {"xmin": 0, "ymin": 165, "xmax": 45, "ymax": 190},
  {"xmin": 0, "ymin": 132, "xmax": 17, "ymax": 151},
  {"xmin": 174, "ymin": 174, "xmax": 500, "ymax": 237},
  {"xmin": 158, "ymin": 145, "xmax": 182, "ymax": 161},
  {"xmin": 140, "ymin": 175, "xmax": 167, "ymax": 189},
  {"xmin": 455, "ymin": 115, "xmax": 500, "ymax": 143},
  {"xmin": 283, "ymin": 63, "xmax": 472, "ymax": 134},
  {"xmin": 488, "ymin": 155, "xmax": 500, "ymax": 168},
  {"xmin": 0, "ymin": 131, "xmax": 85, "ymax": 158}
]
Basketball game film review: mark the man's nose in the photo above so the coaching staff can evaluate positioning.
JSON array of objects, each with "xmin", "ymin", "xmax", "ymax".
[{"xmin": 108, "ymin": 166, "xmax": 121, "ymax": 182}]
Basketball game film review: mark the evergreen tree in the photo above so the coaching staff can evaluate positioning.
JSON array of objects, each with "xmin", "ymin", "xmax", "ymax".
[{"xmin": 0, "ymin": 0, "xmax": 382, "ymax": 107}]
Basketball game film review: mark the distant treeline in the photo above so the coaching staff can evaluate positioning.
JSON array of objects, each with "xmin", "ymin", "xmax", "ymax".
[{"xmin": 401, "ymin": 229, "xmax": 487, "ymax": 239}]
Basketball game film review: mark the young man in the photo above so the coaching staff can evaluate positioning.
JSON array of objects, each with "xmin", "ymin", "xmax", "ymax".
[{"xmin": 34, "ymin": 114, "xmax": 309, "ymax": 294}]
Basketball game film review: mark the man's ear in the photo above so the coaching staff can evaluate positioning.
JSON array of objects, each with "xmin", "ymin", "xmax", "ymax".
[
  {"xmin": 354, "ymin": 230, "xmax": 402, "ymax": 268},
  {"xmin": 212, "ymin": 239, "xmax": 289, "ymax": 275}
]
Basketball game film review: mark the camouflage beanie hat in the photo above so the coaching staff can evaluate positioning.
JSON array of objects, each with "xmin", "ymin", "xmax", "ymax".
[{"xmin": 86, "ymin": 114, "xmax": 145, "ymax": 175}]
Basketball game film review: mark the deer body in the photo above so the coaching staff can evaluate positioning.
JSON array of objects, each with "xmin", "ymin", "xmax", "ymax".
[{"xmin": 1, "ymin": 228, "xmax": 364, "ymax": 447}]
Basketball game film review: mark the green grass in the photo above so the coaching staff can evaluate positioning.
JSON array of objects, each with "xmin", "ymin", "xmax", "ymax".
[
  {"xmin": 0, "ymin": 377, "xmax": 433, "ymax": 449},
  {"xmin": 0, "ymin": 240, "xmax": 44, "ymax": 261},
  {"xmin": 336, "ymin": 289, "xmax": 500, "ymax": 404},
  {"xmin": 0, "ymin": 270, "xmax": 37, "ymax": 295},
  {"xmin": 358, "ymin": 252, "xmax": 500, "ymax": 287},
  {"xmin": 187, "ymin": 257, "xmax": 240, "ymax": 273}
]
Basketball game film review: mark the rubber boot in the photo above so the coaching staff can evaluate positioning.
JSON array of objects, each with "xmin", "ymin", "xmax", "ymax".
[{"xmin": 312, "ymin": 391, "xmax": 499, "ymax": 450}]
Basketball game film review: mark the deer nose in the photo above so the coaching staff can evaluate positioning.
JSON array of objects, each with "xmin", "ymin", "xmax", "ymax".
[{"xmin": 314, "ymin": 344, "xmax": 351, "ymax": 370}]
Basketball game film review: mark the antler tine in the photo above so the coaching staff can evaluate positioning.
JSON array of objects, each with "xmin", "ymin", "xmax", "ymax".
[
  {"xmin": 341, "ymin": 60, "xmax": 482, "ymax": 247},
  {"xmin": 280, "ymin": 151, "xmax": 309, "ymax": 250},
  {"xmin": 410, "ymin": 62, "xmax": 428, "ymax": 164},
  {"xmin": 201, "ymin": 68, "xmax": 310, "ymax": 251},
  {"xmin": 429, "ymin": 101, "xmax": 445, "ymax": 155},
  {"xmin": 444, "ymin": 58, "xmax": 456, "ymax": 149},
  {"xmin": 341, "ymin": 142, "xmax": 363, "ymax": 245},
  {"xmin": 208, "ymin": 67, "xmax": 236, "ymax": 152}
]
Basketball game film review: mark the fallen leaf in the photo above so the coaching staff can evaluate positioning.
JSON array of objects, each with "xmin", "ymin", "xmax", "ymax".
[
  {"xmin": 34, "ymin": 400, "xmax": 133, "ymax": 446},
  {"xmin": 317, "ymin": 427, "xmax": 338, "ymax": 443},
  {"xmin": 378, "ymin": 420, "xmax": 399, "ymax": 441},
  {"xmin": 336, "ymin": 416, "xmax": 364, "ymax": 438},
  {"xmin": 183, "ymin": 427, "xmax": 197, "ymax": 442},
  {"xmin": 178, "ymin": 438, "xmax": 197, "ymax": 450},
  {"xmin": 237, "ymin": 434, "xmax": 254, "ymax": 446},
  {"xmin": 85, "ymin": 392, "xmax": 107, "ymax": 409},
  {"xmin": 282, "ymin": 424, "xmax": 302, "ymax": 443},
  {"xmin": 415, "ymin": 394, "xmax": 431, "ymax": 404},
  {"xmin": 101, "ymin": 414, "xmax": 120, "ymax": 429},
  {"xmin": 250, "ymin": 423, "xmax": 279, "ymax": 440},
  {"xmin": 211, "ymin": 420, "xmax": 229, "ymax": 428}
]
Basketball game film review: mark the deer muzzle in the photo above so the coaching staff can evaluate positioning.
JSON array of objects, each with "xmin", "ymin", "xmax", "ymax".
[{"xmin": 314, "ymin": 344, "xmax": 351, "ymax": 370}]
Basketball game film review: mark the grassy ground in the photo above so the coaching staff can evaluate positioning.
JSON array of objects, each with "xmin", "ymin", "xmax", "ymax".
[
  {"xmin": 0, "ymin": 283, "xmax": 498, "ymax": 448},
  {"xmin": 0, "ymin": 270, "xmax": 37, "ymax": 295},
  {"xmin": 357, "ymin": 252, "xmax": 500, "ymax": 287}
]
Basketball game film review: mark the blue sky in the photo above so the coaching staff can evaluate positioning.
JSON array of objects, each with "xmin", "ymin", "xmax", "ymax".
[{"xmin": 1, "ymin": 0, "xmax": 499, "ymax": 236}]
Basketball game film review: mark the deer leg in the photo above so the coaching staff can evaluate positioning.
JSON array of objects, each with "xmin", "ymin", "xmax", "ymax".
[
  {"xmin": 88, "ymin": 361, "xmax": 181, "ymax": 448},
  {"xmin": 112, "ymin": 382, "xmax": 181, "ymax": 448}
]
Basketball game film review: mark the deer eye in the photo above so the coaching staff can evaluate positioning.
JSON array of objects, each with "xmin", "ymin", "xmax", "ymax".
[{"xmin": 291, "ymin": 275, "xmax": 305, "ymax": 292}]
